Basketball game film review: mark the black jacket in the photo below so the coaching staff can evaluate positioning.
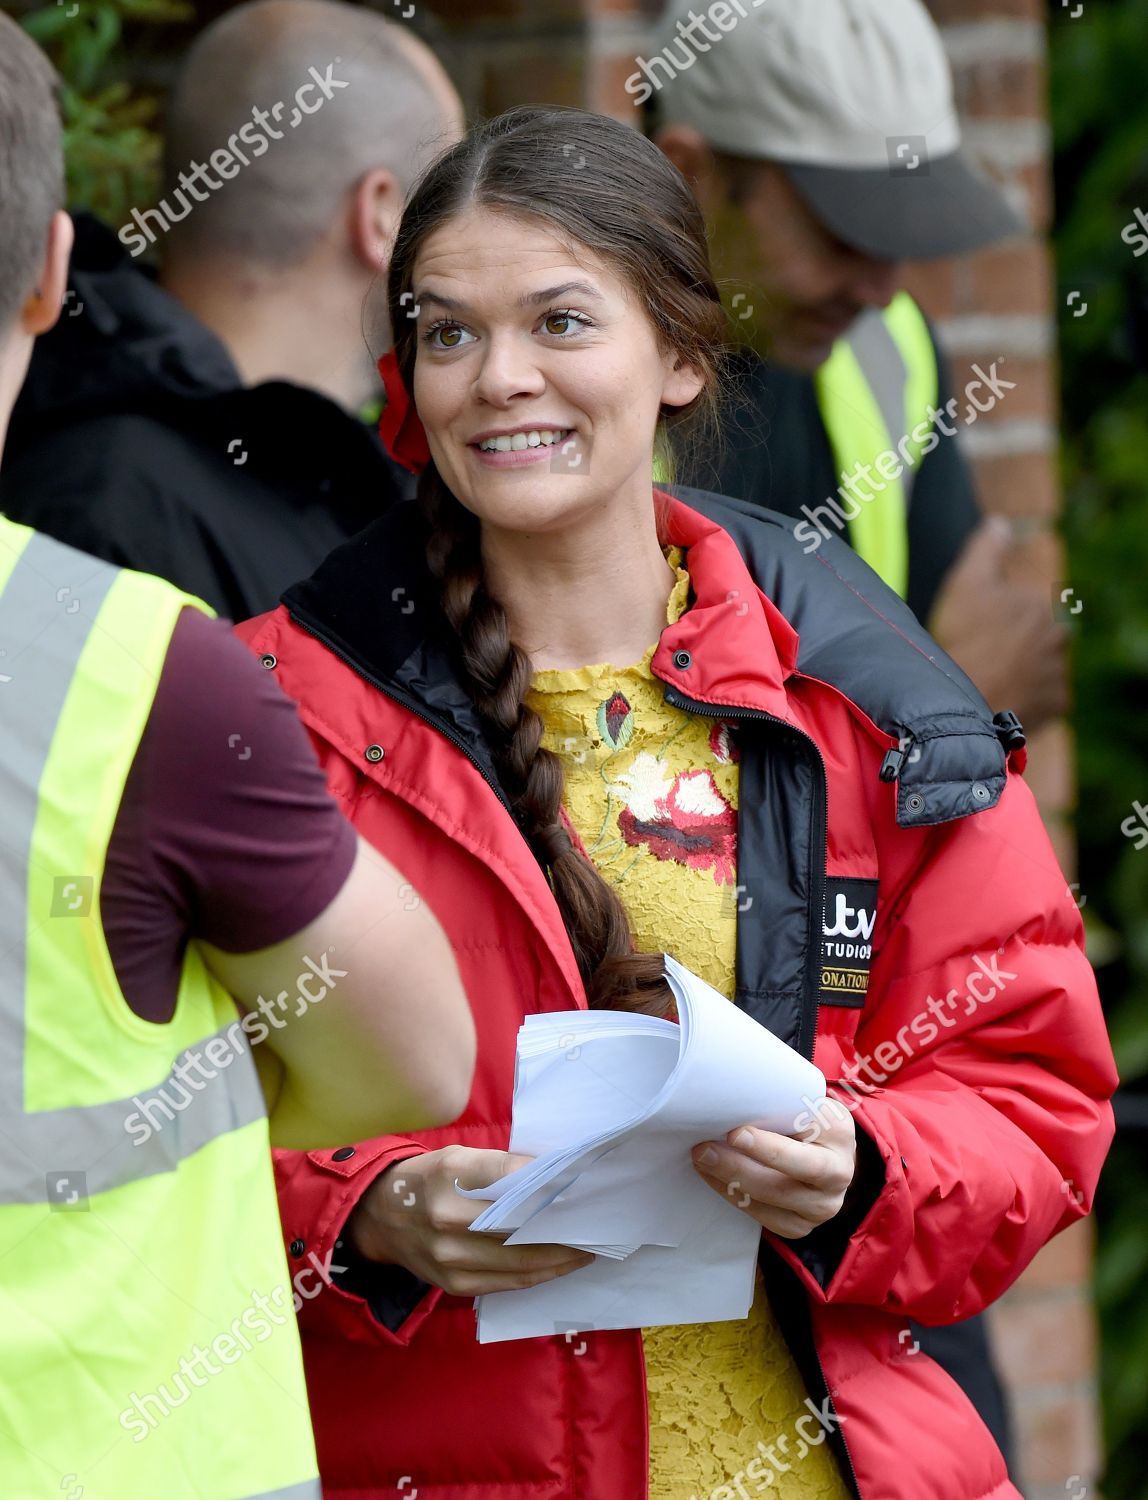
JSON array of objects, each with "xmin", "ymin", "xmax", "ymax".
[{"xmin": 0, "ymin": 214, "xmax": 411, "ymax": 622}]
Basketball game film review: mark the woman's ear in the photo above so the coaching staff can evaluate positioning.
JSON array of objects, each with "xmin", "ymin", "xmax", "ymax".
[{"xmin": 660, "ymin": 355, "xmax": 706, "ymax": 413}]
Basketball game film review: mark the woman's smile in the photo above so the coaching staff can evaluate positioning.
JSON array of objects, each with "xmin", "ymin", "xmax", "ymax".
[{"xmin": 468, "ymin": 425, "xmax": 578, "ymax": 467}]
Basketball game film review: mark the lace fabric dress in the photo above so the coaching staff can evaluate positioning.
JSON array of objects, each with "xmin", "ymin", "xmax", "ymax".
[{"xmin": 524, "ymin": 548, "xmax": 851, "ymax": 1500}]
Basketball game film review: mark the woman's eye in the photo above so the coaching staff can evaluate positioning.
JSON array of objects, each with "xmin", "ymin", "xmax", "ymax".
[
  {"xmin": 424, "ymin": 321, "xmax": 474, "ymax": 349},
  {"xmin": 422, "ymin": 312, "xmax": 588, "ymax": 347},
  {"xmin": 542, "ymin": 311, "xmax": 588, "ymax": 336}
]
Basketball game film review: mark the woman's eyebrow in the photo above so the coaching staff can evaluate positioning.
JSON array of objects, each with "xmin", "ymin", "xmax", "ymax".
[
  {"xmin": 413, "ymin": 280, "xmax": 606, "ymax": 314},
  {"xmin": 518, "ymin": 281, "xmax": 605, "ymax": 307}
]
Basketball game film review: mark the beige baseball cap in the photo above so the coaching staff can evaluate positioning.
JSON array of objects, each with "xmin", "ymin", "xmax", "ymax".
[{"xmin": 651, "ymin": 0, "xmax": 1024, "ymax": 260}]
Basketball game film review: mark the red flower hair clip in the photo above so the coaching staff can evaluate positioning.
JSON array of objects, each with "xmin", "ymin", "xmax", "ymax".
[{"xmin": 376, "ymin": 350, "xmax": 431, "ymax": 474}]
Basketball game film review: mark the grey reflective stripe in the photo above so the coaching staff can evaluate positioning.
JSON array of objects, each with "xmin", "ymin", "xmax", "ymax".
[
  {"xmin": 843, "ymin": 308, "xmax": 918, "ymax": 506},
  {"xmin": 0, "ymin": 1019, "xmax": 268, "ymax": 1204},
  {"xmin": 246, "ymin": 1481, "xmax": 322, "ymax": 1499},
  {"xmin": 0, "ymin": 529, "xmax": 266, "ymax": 1207},
  {"xmin": 0, "ymin": 530, "xmax": 117, "ymax": 1111}
]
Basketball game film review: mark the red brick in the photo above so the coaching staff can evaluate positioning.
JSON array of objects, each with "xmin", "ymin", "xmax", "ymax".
[
  {"xmin": 589, "ymin": 53, "xmax": 650, "ymax": 119},
  {"xmin": 900, "ymin": 260, "xmax": 959, "ymax": 321},
  {"xmin": 482, "ymin": 51, "xmax": 588, "ymax": 113},
  {"xmin": 1011, "ymin": 1386, "xmax": 1102, "ymax": 1485},
  {"xmin": 904, "ymin": 242, "xmax": 1051, "ymax": 323},
  {"xmin": 1019, "ymin": 160, "xmax": 1055, "ymax": 234},
  {"xmin": 1016, "ymin": 1221, "xmax": 1096, "ymax": 1293},
  {"xmin": 991, "ymin": 1290, "xmax": 1099, "ymax": 1388},
  {"xmin": 586, "ymin": 0, "xmax": 663, "ymax": 14},
  {"xmin": 969, "ymin": 450, "xmax": 1060, "ymax": 520},
  {"xmin": 426, "ymin": 0, "xmax": 532, "ymax": 21},
  {"xmin": 967, "ymin": 240, "xmax": 1054, "ymax": 316},
  {"xmin": 429, "ymin": 0, "xmax": 651, "ymax": 22},
  {"xmin": 953, "ymin": 56, "xmax": 1049, "ymax": 119},
  {"xmin": 949, "ymin": 353, "xmax": 1055, "ymax": 423}
]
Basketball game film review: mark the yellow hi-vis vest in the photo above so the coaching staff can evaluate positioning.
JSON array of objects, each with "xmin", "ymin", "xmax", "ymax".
[
  {"xmin": 654, "ymin": 295, "xmax": 937, "ymax": 600},
  {"xmin": 0, "ymin": 517, "xmax": 320, "ymax": 1500},
  {"xmin": 813, "ymin": 292, "xmax": 938, "ymax": 600}
]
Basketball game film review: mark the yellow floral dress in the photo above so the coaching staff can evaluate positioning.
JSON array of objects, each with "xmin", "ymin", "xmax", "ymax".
[{"xmin": 524, "ymin": 548, "xmax": 851, "ymax": 1500}]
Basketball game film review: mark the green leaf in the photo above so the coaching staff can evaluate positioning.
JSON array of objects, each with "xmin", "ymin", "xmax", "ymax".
[{"xmin": 20, "ymin": 9, "xmax": 80, "ymax": 42}]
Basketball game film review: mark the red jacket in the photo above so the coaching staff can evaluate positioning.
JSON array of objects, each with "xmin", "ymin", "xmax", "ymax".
[{"xmin": 236, "ymin": 488, "xmax": 1116, "ymax": 1500}]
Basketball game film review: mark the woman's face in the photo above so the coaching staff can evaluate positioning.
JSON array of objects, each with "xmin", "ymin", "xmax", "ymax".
[{"xmin": 408, "ymin": 206, "xmax": 704, "ymax": 538}]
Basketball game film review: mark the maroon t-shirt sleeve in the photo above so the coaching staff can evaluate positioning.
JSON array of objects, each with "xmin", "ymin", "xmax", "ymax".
[{"xmin": 103, "ymin": 607, "xmax": 358, "ymax": 1022}]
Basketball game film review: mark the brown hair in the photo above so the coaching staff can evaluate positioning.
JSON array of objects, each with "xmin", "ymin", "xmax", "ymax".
[
  {"xmin": 386, "ymin": 106, "xmax": 730, "ymax": 1015},
  {"xmin": 0, "ymin": 13, "xmax": 65, "ymax": 334}
]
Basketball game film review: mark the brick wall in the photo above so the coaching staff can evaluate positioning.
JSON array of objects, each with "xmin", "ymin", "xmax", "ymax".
[{"xmin": 414, "ymin": 1, "xmax": 1099, "ymax": 1496}]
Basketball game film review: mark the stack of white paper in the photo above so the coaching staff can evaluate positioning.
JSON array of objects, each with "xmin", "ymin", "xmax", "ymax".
[{"xmin": 459, "ymin": 954, "xmax": 825, "ymax": 1344}]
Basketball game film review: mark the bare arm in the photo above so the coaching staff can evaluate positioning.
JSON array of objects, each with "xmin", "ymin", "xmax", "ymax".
[{"xmin": 199, "ymin": 835, "xmax": 476, "ymax": 1149}]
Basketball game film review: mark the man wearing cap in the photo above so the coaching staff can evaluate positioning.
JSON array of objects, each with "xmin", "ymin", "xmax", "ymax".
[{"xmin": 648, "ymin": 0, "xmax": 1066, "ymax": 743}]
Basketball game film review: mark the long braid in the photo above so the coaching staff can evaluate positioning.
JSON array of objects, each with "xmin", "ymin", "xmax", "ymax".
[{"xmin": 421, "ymin": 467, "xmax": 673, "ymax": 1017}]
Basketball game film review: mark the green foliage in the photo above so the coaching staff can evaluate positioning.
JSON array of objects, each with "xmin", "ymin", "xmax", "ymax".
[
  {"xmin": 1051, "ymin": 6, "xmax": 1148, "ymax": 1497},
  {"xmin": 20, "ymin": 0, "xmax": 191, "ymax": 225}
]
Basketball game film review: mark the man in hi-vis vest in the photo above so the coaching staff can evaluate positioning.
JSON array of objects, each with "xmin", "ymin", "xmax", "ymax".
[
  {"xmin": 0, "ymin": 16, "xmax": 475, "ymax": 1497},
  {"xmin": 650, "ymin": 0, "xmax": 1067, "ymax": 746}
]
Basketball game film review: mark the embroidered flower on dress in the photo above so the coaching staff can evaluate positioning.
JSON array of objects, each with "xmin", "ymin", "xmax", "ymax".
[
  {"xmin": 708, "ymin": 721, "xmax": 740, "ymax": 765},
  {"xmin": 597, "ymin": 692, "xmax": 634, "ymax": 751},
  {"xmin": 610, "ymin": 753, "xmax": 736, "ymax": 884}
]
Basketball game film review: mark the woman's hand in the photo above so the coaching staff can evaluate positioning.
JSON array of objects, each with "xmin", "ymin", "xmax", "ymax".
[
  {"xmin": 690, "ymin": 1099, "xmax": 858, "ymax": 1239},
  {"xmin": 345, "ymin": 1146, "xmax": 595, "ymax": 1296}
]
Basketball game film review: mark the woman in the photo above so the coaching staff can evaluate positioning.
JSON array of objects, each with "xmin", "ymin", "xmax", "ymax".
[{"xmin": 236, "ymin": 106, "xmax": 1116, "ymax": 1500}]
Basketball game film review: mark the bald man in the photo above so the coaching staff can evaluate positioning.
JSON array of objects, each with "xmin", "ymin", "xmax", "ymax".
[{"xmin": 0, "ymin": 0, "xmax": 465, "ymax": 621}]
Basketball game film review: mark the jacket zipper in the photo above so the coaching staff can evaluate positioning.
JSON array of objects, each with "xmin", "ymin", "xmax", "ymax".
[
  {"xmin": 660, "ymin": 680, "xmax": 862, "ymax": 1500},
  {"xmin": 658, "ymin": 683, "xmax": 829, "ymax": 1060}
]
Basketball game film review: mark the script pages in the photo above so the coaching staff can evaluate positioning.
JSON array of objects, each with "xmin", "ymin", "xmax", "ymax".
[{"xmin": 459, "ymin": 954, "xmax": 825, "ymax": 1344}]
